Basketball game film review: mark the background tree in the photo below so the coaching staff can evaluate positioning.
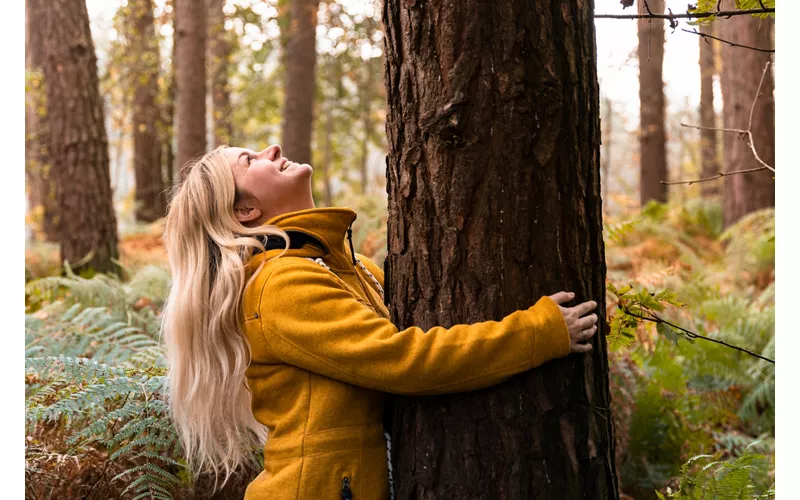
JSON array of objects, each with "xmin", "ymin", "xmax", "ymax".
[
  {"xmin": 383, "ymin": 0, "xmax": 617, "ymax": 497},
  {"xmin": 280, "ymin": 0, "xmax": 319, "ymax": 164},
  {"xmin": 208, "ymin": 0, "xmax": 233, "ymax": 147},
  {"xmin": 637, "ymin": 0, "xmax": 668, "ymax": 205},
  {"xmin": 698, "ymin": 23, "xmax": 721, "ymax": 199},
  {"xmin": 720, "ymin": 4, "xmax": 775, "ymax": 227},
  {"xmin": 38, "ymin": 0, "xmax": 119, "ymax": 274},
  {"xmin": 175, "ymin": 0, "xmax": 207, "ymax": 174},
  {"xmin": 129, "ymin": 0, "xmax": 167, "ymax": 222},
  {"xmin": 25, "ymin": 0, "xmax": 58, "ymax": 241}
]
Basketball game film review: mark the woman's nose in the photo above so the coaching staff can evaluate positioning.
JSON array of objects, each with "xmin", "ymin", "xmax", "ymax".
[{"xmin": 257, "ymin": 144, "xmax": 281, "ymax": 161}]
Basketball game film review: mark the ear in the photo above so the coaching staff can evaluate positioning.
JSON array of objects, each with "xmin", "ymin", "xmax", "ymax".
[{"xmin": 234, "ymin": 201, "xmax": 263, "ymax": 224}]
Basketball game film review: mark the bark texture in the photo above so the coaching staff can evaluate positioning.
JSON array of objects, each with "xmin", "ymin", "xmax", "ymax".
[
  {"xmin": 208, "ymin": 0, "xmax": 232, "ymax": 147},
  {"xmin": 698, "ymin": 23, "xmax": 720, "ymax": 198},
  {"xmin": 636, "ymin": 0, "xmax": 668, "ymax": 205},
  {"xmin": 281, "ymin": 0, "xmax": 318, "ymax": 164},
  {"xmin": 39, "ymin": 0, "xmax": 119, "ymax": 274},
  {"xmin": 720, "ymin": 6, "xmax": 774, "ymax": 227},
  {"xmin": 383, "ymin": 0, "xmax": 617, "ymax": 498},
  {"xmin": 176, "ymin": 0, "xmax": 207, "ymax": 176},
  {"xmin": 130, "ymin": 0, "xmax": 166, "ymax": 222},
  {"xmin": 26, "ymin": 0, "xmax": 58, "ymax": 240}
]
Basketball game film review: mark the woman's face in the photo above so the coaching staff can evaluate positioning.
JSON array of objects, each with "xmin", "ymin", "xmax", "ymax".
[{"xmin": 223, "ymin": 144, "xmax": 315, "ymax": 226}]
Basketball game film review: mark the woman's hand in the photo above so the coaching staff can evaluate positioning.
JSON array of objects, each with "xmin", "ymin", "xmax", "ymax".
[{"xmin": 548, "ymin": 291, "xmax": 599, "ymax": 354}]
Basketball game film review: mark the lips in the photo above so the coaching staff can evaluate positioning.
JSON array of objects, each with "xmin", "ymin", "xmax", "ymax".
[{"xmin": 279, "ymin": 158, "xmax": 292, "ymax": 172}]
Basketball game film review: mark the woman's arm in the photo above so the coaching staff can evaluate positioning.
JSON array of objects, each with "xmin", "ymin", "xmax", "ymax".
[{"xmin": 256, "ymin": 259, "xmax": 572, "ymax": 396}]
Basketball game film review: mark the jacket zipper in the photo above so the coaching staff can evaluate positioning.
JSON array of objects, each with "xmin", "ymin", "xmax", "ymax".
[{"xmin": 341, "ymin": 476, "xmax": 353, "ymax": 500}]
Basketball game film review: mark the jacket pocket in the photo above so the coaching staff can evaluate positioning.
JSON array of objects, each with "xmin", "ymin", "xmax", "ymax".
[{"xmin": 341, "ymin": 473, "xmax": 353, "ymax": 500}]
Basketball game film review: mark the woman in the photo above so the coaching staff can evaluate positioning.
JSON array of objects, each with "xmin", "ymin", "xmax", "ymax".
[{"xmin": 162, "ymin": 144, "xmax": 599, "ymax": 500}]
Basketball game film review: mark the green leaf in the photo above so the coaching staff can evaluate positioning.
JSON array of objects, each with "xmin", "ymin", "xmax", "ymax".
[{"xmin": 657, "ymin": 322, "xmax": 680, "ymax": 346}]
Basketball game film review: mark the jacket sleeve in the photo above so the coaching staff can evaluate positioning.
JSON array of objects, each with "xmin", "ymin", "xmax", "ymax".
[{"xmin": 257, "ymin": 260, "xmax": 570, "ymax": 396}]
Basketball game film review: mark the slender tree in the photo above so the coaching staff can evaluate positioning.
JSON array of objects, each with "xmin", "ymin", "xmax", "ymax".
[
  {"xmin": 130, "ymin": 0, "xmax": 167, "ymax": 222},
  {"xmin": 25, "ymin": 0, "xmax": 58, "ymax": 240},
  {"xmin": 720, "ymin": 5, "xmax": 774, "ymax": 227},
  {"xmin": 176, "ymin": 0, "xmax": 207, "ymax": 175},
  {"xmin": 38, "ymin": 0, "xmax": 119, "ymax": 274},
  {"xmin": 208, "ymin": 0, "xmax": 232, "ymax": 147},
  {"xmin": 698, "ymin": 23, "xmax": 721, "ymax": 198},
  {"xmin": 162, "ymin": 0, "xmax": 177, "ymax": 188},
  {"xmin": 602, "ymin": 96, "xmax": 613, "ymax": 203},
  {"xmin": 637, "ymin": 0, "xmax": 668, "ymax": 205},
  {"xmin": 383, "ymin": 0, "xmax": 617, "ymax": 497},
  {"xmin": 281, "ymin": 0, "xmax": 318, "ymax": 164}
]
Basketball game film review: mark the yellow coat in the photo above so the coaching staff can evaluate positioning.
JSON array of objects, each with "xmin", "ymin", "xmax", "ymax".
[{"xmin": 241, "ymin": 207, "xmax": 570, "ymax": 500}]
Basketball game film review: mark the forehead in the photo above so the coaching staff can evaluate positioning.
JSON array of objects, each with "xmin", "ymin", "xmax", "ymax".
[{"xmin": 222, "ymin": 147, "xmax": 248, "ymax": 167}]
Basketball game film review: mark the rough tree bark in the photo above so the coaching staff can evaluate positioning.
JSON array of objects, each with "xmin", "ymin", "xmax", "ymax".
[
  {"xmin": 637, "ymin": 0, "xmax": 668, "ymax": 205},
  {"xmin": 26, "ymin": 0, "xmax": 58, "ymax": 241},
  {"xmin": 281, "ymin": 0, "xmax": 318, "ymax": 164},
  {"xmin": 39, "ymin": 0, "xmax": 119, "ymax": 274},
  {"xmin": 698, "ymin": 23, "xmax": 720, "ymax": 198},
  {"xmin": 176, "ymin": 0, "xmax": 207, "ymax": 176},
  {"xmin": 720, "ymin": 6, "xmax": 774, "ymax": 227},
  {"xmin": 130, "ymin": 0, "xmax": 166, "ymax": 222},
  {"xmin": 383, "ymin": 0, "xmax": 617, "ymax": 498},
  {"xmin": 208, "ymin": 0, "xmax": 232, "ymax": 147}
]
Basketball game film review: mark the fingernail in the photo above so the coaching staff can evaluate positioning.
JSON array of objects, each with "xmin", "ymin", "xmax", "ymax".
[{"xmin": 569, "ymin": 292, "xmax": 575, "ymax": 297}]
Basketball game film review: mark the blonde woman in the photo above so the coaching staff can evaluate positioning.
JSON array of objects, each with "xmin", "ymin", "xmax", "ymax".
[{"xmin": 162, "ymin": 144, "xmax": 599, "ymax": 500}]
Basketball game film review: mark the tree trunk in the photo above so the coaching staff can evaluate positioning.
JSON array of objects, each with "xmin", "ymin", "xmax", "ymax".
[
  {"xmin": 26, "ymin": 0, "xmax": 58, "ymax": 241},
  {"xmin": 720, "ymin": 5, "xmax": 774, "ymax": 227},
  {"xmin": 320, "ymin": 57, "xmax": 335, "ymax": 207},
  {"xmin": 636, "ymin": 0, "xmax": 668, "ymax": 206},
  {"xmin": 130, "ymin": 0, "xmax": 166, "ymax": 222},
  {"xmin": 281, "ymin": 0, "xmax": 318, "ymax": 164},
  {"xmin": 602, "ymin": 96, "xmax": 612, "ymax": 205},
  {"xmin": 208, "ymin": 0, "xmax": 232, "ymax": 147},
  {"xmin": 38, "ymin": 0, "xmax": 119, "ymax": 274},
  {"xmin": 163, "ymin": 0, "xmax": 177, "ymax": 189},
  {"xmin": 359, "ymin": 60, "xmax": 373, "ymax": 195},
  {"xmin": 383, "ymin": 0, "xmax": 617, "ymax": 498},
  {"xmin": 698, "ymin": 23, "xmax": 720, "ymax": 199},
  {"xmin": 176, "ymin": 0, "xmax": 207, "ymax": 177}
]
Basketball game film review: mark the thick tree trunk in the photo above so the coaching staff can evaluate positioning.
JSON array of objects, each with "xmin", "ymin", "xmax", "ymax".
[
  {"xmin": 208, "ymin": 0, "xmax": 232, "ymax": 147},
  {"xmin": 130, "ymin": 0, "xmax": 166, "ymax": 222},
  {"xmin": 26, "ymin": 0, "xmax": 58, "ymax": 241},
  {"xmin": 698, "ymin": 24, "xmax": 720, "ymax": 199},
  {"xmin": 281, "ymin": 0, "xmax": 318, "ymax": 164},
  {"xmin": 636, "ymin": 0, "xmax": 668, "ymax": 205},
  {"xmin": 383, "ymin": 0, "xmax": 617, "ymax": 498},
  {"xmin": 39, "ymin": 0, "xmax": 119, "ymax": 274},
  {"xmin": 720, "ymin": 6, "xmax": 774, "ymax": 227},
  {"xmin": 176, "ymin": 0, "xmax": 207, "ymax": 176},
  {"xmin": 602, "ymin": 96, "xmax": 612, "ymax": 204}
]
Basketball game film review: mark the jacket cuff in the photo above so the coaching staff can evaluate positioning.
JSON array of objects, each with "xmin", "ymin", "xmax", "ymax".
[{"xmin": 528, "ymin": 296, "xmax": 571, "ymax": 366}]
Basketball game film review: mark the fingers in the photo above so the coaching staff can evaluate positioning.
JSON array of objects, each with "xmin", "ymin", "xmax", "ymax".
[
  {"xmin": 548, "ymin": 291, "xmax": 575, "ymax": 305},
  {"xmin": 571, "ymin": 342, "xmax": 593, "ymax": 354},
  {"xmin": 571, "ymin": 300, "xmax": 598, "ymax": 317},
  {"xmin": 578, "ymin": 314, "xmax": 599, "ymax": 331}
]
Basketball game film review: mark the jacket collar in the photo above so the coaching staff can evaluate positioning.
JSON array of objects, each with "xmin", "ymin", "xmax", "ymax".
[{"xmin": 255, "ymin": 207, "xmax": 358, "ymax": 270}]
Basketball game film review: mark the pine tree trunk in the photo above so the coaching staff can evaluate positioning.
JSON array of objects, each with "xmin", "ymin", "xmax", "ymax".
[
  {"xmin": 636, "ymin": 0, "xmax": 668, "ymax": 206},
  {"xmin": 176, "ymin": 0, "xmax": 207, "ymax": 176},
  {"xmin": 130, "ymin": 0, "xmax": 166, "ymax": 222},
  {"xmin": 208, "ymin": 0, "xmax": 232, "ymax": 147},
  {"xmin": 38, "ymin": 0, "xmax": 119, "ymax": 274},
  {"xmin": 720, "ymin": 7, "xmax": 774, "ymax": 227},
  {"xmin": 383, "ymin": 0, "xmax": 617, "ymax": 497},
  {"xmin": 163, "ymin": 0, "xmax": 177, "ymax": 189},
  {"xmin": 602, "ymin": 96, "xmax": 612, "ymax": 204},
  {"xmin": 26, "ymin": 0, "xmax": 58, "ymax": 241},
  {"xmin": 281, "ymin": 0, "xmax": 318, "ymax": 164},
  {"xmin": 698, "ymin": 24, "xmax": 720, "ymax": 199}
]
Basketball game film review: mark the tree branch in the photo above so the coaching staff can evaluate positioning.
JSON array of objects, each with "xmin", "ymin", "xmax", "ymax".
[
  {"xmin": 682, "ymin": 28, "xmax": 775, "ymax": 53},
  {"xmin": 595, "ymin": 8, "xmax": 774, "ymax": 20},
  {"xmin": 664, "ymin": 61, "xmax": 774, "ymax": 185},
  {"xmin": 623, "ymin": 308, "xmax": 775, "ymax": 364}
]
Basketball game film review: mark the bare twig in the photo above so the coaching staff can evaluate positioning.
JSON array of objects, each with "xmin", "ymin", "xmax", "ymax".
[
  {"xmin": 595, "ymin": 8, "xmax": 774, "ymax": 20},
  {"xmin": 682, "ymin": 27, "xmax": 775, "ymax": 53},
  {"xmin": 664, "ymin": 61, "xmax": 774, "ymax": 185},
  {"xmin": 623, "ymin": 308, "xmax": 775, "ymax": 363}
]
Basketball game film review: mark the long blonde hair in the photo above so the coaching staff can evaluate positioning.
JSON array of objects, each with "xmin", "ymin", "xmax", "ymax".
[{"xmin": 161, "ymin": 147, "xmax": 288, "ymax": 488}]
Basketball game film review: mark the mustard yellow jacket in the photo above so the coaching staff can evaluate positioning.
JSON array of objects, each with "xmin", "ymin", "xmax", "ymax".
[{"xmin": 241, "ymin": 207, "xmax": 570, "ymax": 500}]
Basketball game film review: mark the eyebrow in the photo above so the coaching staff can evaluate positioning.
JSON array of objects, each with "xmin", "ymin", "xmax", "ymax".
[{"xmin": 237, "ymin": 151, "xmax": 248, "ymax": 166}]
